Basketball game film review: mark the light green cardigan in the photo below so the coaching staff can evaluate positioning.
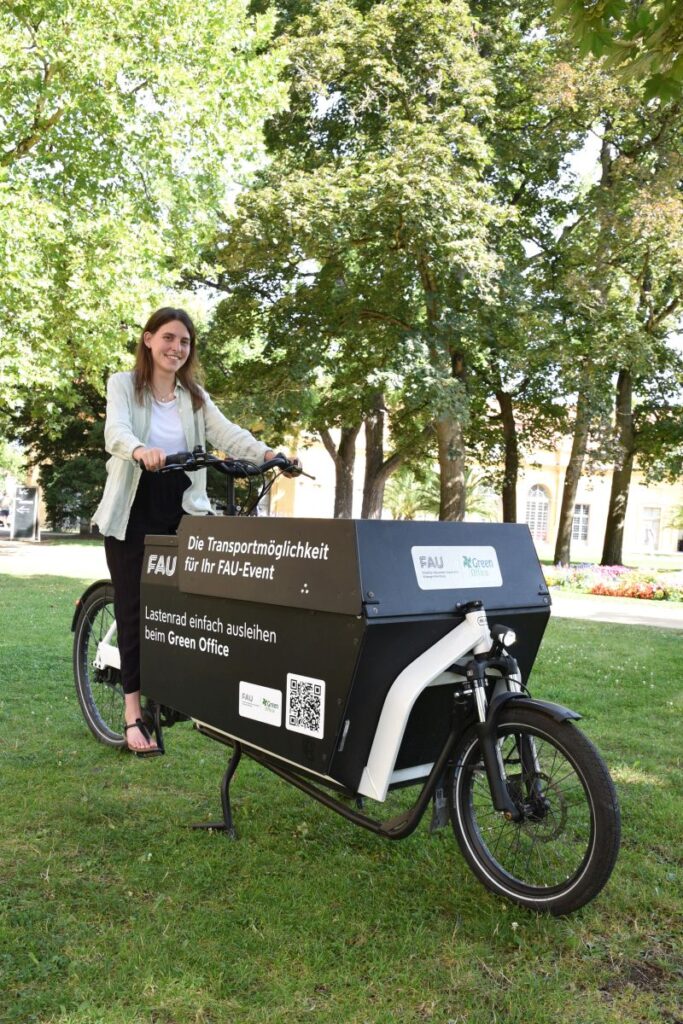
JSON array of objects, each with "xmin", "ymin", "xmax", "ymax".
[{"xmin": 92, "ymin": 371, "xmax": 269, "ymax": 540}]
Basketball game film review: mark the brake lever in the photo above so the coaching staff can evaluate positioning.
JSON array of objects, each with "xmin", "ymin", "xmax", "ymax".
[{"xmin": 266, "ymin": 454, "xmax": 314, "ymax": 479}]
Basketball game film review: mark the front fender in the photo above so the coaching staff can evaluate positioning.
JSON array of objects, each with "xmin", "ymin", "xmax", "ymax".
[
  {"xmin": 71, "ymin": 579, "xmax": 112, "ymax": 632},
  {"xmin": 484, "ymin": 692, "xmax": 581, "ymax": 738},
  {"xmin": 474, "ymin": 692, "xmax": 582, "ymax": 820}
]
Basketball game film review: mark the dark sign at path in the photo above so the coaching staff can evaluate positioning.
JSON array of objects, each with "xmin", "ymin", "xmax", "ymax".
[{"xmin": 11, "ymin": 486, "xmax": 39, "ymax": 541}]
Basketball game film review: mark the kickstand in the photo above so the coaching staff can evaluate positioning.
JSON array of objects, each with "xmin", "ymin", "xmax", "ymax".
[
  {"xmin": 428, "ymin": 776, "xmax": 449, "ymax": 834},
  {"xmin": 191, "ymin": 742, "xmax": 242, "ymax": 839}
]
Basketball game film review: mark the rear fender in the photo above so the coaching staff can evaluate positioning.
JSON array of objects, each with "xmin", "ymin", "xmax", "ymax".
[{"xmin": 71, "ymin": 579, "xmax": 112, "ymax": 632}]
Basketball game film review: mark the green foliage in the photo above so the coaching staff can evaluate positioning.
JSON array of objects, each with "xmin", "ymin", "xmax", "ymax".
[
  {"xmin": 0, "ymin": 440, "xmax": 25, "ymax": 493},
  {"xmin": 633, "ymin": 363, "xmax": 683, "ymax": 483},
  {"xmin": 201, "ymin": 0, "xmax": 502, "ymax": 485},
  {"xmin": 555, "ymin": 0, "xmax": 683, "ymax": 99},
  {"xmin": 39, "ymin": 453, "xmax": 107, "ymax": 531},
  {"xmin": 384, "ymin": 464, "xmax": 500, "ymax": 520},
  {"xmin": 10, "ymin": 382, "xmax": 108, "ymax": 529},
  {"xmin": 383, "ymin": 464, "xmax": 441, "ymax": 520},
  {"xmin": 667, "ymin": 505, "xmax": 683, "ymax": 529},
  {"xmin": 540, "ymin": 65, "xmax": 683, "ymax": 555},
  {"xmin": 0, "ymin": 0, "xmax": 281, "ymax": 201},
  {"xmin": 204, "ymin": 2, "xmax": 683, "ymax": 527},
  {"xmin": 0, "ymin": 0, "xmax": 285, "ymax": 431}
]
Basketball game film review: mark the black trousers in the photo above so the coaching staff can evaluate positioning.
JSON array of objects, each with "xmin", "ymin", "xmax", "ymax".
[{"xmin": 104, "ymin": 471, "xmax": 189, "ymax": 695}]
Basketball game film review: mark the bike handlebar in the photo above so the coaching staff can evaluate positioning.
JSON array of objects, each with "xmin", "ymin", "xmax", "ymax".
[{"xmin": 154, "ymin": 447, "xmax": 304, "ymax": 478}]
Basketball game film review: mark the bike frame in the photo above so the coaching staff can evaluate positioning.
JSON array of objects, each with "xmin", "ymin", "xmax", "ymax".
[
  {"xmin": 93, "ymin": 618, "xmax": 120, "ymax": 672},
  {"xmin": 89, "ymin": 590, "xmax": 579, "ymax": 835},
  {"xmin": 77, "ymin": 450, "xmax": 580, "ymax": 836}
]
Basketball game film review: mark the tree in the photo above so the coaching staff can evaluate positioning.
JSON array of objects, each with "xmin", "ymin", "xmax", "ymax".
[
  {"xmin": 384, "ymin": 464, "xmax": 499, "ymax": 521},
  {"xmin": 447, "ymin": 2, "xmax": 584, "ymax": 524},
  {"xmin": 558, "ymin": 93, "xmax": 683, "ymax": 564},
  {"xmin": 0, "ymin": 0, "xmax": 284, "ymax": 432},
  {"xmin": 9, "ymin": 380, "xmax": 108, "ymax": 530},
  {"xmin": 555, "ymin": 0, "xmax": 683, "ymax": 100},
  {"xmin": 199, "ymin": 0, "xmax": 501, "ymax": 519}
]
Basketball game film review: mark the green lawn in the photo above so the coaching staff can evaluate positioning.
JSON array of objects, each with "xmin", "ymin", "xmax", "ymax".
[{"xmin": 1, "ymin": 574, "xmax": 681, "ymax": 1024}]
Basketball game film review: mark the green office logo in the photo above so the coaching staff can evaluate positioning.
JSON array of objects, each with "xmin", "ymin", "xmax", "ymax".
[
  {"xmin": 463, "ymin": 555, "xmax": 495, "ymax": 570},
  {"xmin": 239, "ymin": 681, "xmax": 283, "ymax": 727}
]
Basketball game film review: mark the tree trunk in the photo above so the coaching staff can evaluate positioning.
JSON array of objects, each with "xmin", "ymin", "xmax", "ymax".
[
  {"xmin": 601, "ymin": 369, "xmax": 635, "ymax": 565},
  {"xmin": 417, "ymin": 254, "xmax": 467, "ymax": 522},
  {"xmin": 361, "ymin": 394, "xmax": 432, "ymax": 518},
  {"xmin": 553, "ymin": 388, "xmax": 592, "ymax": 565},
  {"xmin": 361, "ymin": 395, "xmax": 387, "ymax": 519},
  {"xmin": 320, "ymin": 425, "xmax": 360, "ymax": 519},
  {"xmin": 495, "ymin": 390, "xmax": 518, "ymax": 523},
  {"xmin": 435, "ymin": 415, "xmax": 466, "ymax": 521}
]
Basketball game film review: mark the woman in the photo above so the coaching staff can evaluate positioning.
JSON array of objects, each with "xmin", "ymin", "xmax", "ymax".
[{"xmin": 93, "ymin": 307, "xmax": 281, "ymax": 755}]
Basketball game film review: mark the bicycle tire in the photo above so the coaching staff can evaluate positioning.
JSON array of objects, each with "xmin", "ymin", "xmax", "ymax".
[
  {"xmin": 448, "ymin": 705, "xmax": 620, "ymax": 915},
  {"xmin": 73, "ymin": 582, "xmax": 126, "ymax": 747}
]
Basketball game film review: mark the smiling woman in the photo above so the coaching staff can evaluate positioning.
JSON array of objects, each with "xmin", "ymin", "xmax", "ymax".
[{"xmin": 91, "ymin": 306, "xmax": 281, "ymax": 755}]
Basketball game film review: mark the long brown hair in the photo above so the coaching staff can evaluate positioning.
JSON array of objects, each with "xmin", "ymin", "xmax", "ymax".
[{"xmin": 133, "ymin": 307, "xmax": 205, "ymax": 411}]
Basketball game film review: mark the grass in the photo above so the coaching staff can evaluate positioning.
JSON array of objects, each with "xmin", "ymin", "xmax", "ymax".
[{"xmin": 1, "ymin": 573, "xmax": 681, "ymax": 1024}]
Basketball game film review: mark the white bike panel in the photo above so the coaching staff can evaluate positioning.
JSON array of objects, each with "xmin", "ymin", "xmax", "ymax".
[{"xmin": 358, "ymin": 611, "xmax": 490, "ymax": 801}]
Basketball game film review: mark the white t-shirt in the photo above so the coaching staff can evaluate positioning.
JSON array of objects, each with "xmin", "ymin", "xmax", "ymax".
[{"xmin": 147, "ymin": 398, "xmax": 187, "ymax": 455}]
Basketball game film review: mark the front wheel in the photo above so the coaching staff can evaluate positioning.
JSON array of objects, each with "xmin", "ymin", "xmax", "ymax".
[
  {"xmin": 448, "ymin": 705, "xmax": 620, "ymax": 915},
  {"xmin": 73, "ymin": 583, "xmax": 126, "ymax": 747}
]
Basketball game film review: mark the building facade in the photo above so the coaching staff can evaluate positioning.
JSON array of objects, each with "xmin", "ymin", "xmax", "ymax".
[{"xmin": 273, "ymin": 433, "xmax": 683, "ymax": 565}]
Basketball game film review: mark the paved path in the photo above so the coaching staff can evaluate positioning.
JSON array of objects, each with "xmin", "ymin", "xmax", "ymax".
[
  {"xmin": 0, "ymin": 538, "xmax": 107, "ymax": 580},
  {"xmin": 550, "ymin": 590, "xmax": 682, "ymax": 630},
  {"xmin": 1, "ymin": 538, "xmax": 682, "ymax": 629}
]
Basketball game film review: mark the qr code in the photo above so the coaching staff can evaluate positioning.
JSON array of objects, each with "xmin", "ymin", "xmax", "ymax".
[{"xmin": 286, "ymin": 672, "xmax": 326, "ymax": 739}]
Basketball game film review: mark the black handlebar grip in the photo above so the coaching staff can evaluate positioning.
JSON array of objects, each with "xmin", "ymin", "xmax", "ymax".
[
  {"xmin": 164, "ymin": 451, "xmax": 193, "ymax": 466},
  {"xmin": 269, "ymin": 452, "xmax": 302, "ymax": 475}
]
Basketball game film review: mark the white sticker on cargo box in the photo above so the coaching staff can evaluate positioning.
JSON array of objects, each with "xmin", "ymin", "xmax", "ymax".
[
  {"xmin": 286, "ymin": 673, "xmax": 325, "ymax": 739},
  {"xmin": 238, "ymin": 681, "xmax": 282, "ymax": 727},
  {"xmin": 411, "ymin": 546, "xmax": 502, "ymax": 590}
]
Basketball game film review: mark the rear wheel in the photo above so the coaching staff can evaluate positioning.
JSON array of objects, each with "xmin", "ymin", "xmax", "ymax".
[
  {"xmin": 448, "ymin": 705, "xmax": 620, "ymax": 915},
  {"xmin": 73, "ymin": 583, "xmax": 126, "ymax": 747}
]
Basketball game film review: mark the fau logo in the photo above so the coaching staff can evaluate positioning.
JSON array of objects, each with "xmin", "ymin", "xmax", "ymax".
[
  {"xmin": 147, "ymin": 554, "xmax": 177, "ymax": 576},
  {"xmin": 419, "ymin": 554, "xmax": 444, "ymax": 570}
]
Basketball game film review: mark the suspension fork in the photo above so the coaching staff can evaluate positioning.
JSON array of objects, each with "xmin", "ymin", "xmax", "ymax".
[
  {"xmin": 500, "ymin": 666, "xmax": 547, "ymax": 807},
  {"xmin": 517, "ymin": 729, "xmax": 547, "ymax": 808},
  {"xmin": 464, "ymin": 657, "xmax": 523, "ymax": 822}
]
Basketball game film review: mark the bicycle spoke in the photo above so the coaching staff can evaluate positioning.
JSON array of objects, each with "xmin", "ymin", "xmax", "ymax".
[{"xmin": 464, "ymin": 724, "xmax": 595, "ymax": 891}]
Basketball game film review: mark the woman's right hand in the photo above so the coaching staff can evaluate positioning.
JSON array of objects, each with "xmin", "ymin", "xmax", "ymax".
[{"xmin": 133, "ymin": 446, "xmax": 167, "ymax": 471}]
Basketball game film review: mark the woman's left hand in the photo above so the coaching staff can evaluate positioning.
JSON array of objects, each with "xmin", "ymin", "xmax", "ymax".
[{"xmin": 264, "ymin": 450, "xmax": 301, "ymax": 478}]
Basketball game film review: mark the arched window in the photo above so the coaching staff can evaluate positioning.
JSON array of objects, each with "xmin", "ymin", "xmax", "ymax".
[{"xmin": 526, "ymin": 485, "xmax": 550, "ymax": 541}]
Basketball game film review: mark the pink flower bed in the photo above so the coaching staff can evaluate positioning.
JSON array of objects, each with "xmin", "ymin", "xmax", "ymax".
[{"xmin": 544, "ymin": 564, "xmax": 683, "ymax": 602}]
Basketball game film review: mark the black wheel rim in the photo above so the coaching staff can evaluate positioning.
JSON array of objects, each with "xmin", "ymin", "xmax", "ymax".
[
  {"xmin": 79, "ymin": 597, "xmax": 125, "ymax": 741},
  {"xmin": 461, "ymin": 726, "xmax": 595, "ymax": 894}
]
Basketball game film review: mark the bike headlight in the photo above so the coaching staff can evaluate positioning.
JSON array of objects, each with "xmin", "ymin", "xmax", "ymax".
[{"xmin": 492, "ymin": 624, "xmax": 517, "ymax": 648}]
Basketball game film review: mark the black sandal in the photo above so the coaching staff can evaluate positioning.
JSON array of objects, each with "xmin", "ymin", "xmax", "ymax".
[{"xmin": 124, "ymin": 718, "xmax": 163, "ymax": 758}]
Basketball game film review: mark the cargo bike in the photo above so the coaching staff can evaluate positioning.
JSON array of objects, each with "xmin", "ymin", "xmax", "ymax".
[{"xmin": 72, "ymin": 449, "xmax": 620, "ymax": 915}]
